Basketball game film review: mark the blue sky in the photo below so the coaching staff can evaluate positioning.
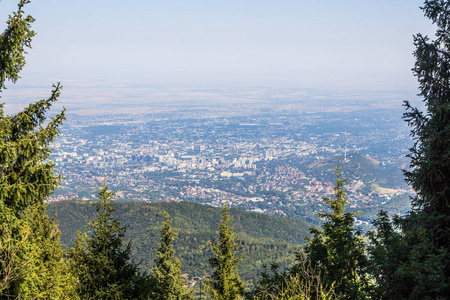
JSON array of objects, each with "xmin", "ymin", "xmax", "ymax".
[{"xmin": 0, "ymin": 0, "xmax": 438, "ymax": 92}]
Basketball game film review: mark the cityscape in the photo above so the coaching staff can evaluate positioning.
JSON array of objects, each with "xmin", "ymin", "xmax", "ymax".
[{"xmin": 49, "ymin": 101, "xmax": 413, "ymax": 226}]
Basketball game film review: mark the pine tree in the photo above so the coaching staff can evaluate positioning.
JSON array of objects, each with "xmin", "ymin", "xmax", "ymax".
[
  {"xmin": 152, "ymin": 211, "xmax": 191, "ymax": 300},
  {"xmin": 207, "ymin": 203, "xmax": 244, "ymax": 300},
  {"xmin": 305, "ymin": 165, "xmax": 369, "ymax": 300},
  {"xmin": 69, "ymin": 185, "xmax": 148, "ymax": 300},
  {"xmin": 367, "ymin": 1, "xmax": 450, "ymax": 298}
]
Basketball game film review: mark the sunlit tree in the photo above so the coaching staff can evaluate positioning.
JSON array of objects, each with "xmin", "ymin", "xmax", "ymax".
[
  {"xmin": 0, "ymin": 1, "xmax": 74, "ymax": 298},
  {"xmin": 152, "ymin": 211, "xmax": 191, "ymax": 300},
  {"xmin": 207, "ymin": 203, "xmax": 244, "ymax": 300}
]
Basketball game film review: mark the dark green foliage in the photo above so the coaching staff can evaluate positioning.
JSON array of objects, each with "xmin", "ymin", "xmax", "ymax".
[
  {"xmin": 251, "ymin": 263, "xmax": 289, "ymax": 299},
  {"xmin": 368, "ymin": 210, "xmax": 449, "ymax": 299},
  {"xmin": 152, "ymin": 211, "xmax": 191, "ymax": 300},
  {"xmin": 304, "ymin": 166, "xmax": 369, "ymax": 299},
  {"xmin": 69, "ymin": 185, "xmax": 148, "ymax": 300},
  {"xmin": 207, "ymin": 203, "xmax": 244, "ymax": 300},
  {"xmin": 367, "ymin": 1, "xmax": 450, "ymax": 299},
  {"xmin": 48, "ymin": 200, "xmax": 310, "ymax": 283},
  {"xmin": 402, "ymin": 1, "xmax": 450, "ymax": 297},
  {"xmin": 366, "ymin": 211, "xmax": 409, "ymax": 299},
  {"xmin": 404, "ymin": 0, "xmax": 450, "ymax": 243}
]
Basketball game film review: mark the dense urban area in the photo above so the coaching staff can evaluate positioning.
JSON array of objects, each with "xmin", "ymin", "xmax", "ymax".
[{"xmin": 49, "ymin": 105, "xmax": 413, "ymax": 225}]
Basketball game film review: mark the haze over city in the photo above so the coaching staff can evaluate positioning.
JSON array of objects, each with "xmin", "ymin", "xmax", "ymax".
[{"xmin": 0, "ymin": 0, "xmax": 438, "ymax": 115}]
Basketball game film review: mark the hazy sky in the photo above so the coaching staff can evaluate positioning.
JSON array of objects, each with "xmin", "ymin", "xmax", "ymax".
[{"xmin": 0, "ymin": 0, "xmax": 438, "ymax": 92}]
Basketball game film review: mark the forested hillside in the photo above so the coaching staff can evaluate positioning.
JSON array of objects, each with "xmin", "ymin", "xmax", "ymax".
[{"xmin": 47, "ymin": 200, "xmax": 310, "ymax": 282}]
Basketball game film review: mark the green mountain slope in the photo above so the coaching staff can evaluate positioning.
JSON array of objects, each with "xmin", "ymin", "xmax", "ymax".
[{"xmin": 47, "ymin": 200, "xmax": 311, "ymax": 283}]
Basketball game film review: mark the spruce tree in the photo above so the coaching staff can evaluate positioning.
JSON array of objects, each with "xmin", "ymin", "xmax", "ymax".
[
  {"xmin": 0, "ymin": 66, "xmax": 72, "ymax": 300},
  {"xmin": 207, "ymin": 203, "xmax": 244, "ymax": 300},
  {"xmin": 0, "ymin": 1, "xmax": 74, "ymax": 298},
  {"xmin": 366, "ymin": 211, "xmax": 409, "ymax": 299},
  {"xmin": 0, "ymin": 0, "xmax": 35, "ymax": 92},
  {"xmin": 0, "ymin": 0, "xmax": 64, "ymax": 213},
  {"xmin": 0, "ymin": 84, "xmax": 65, "ymax": 213},
  {"xmin": 0, "ymin": 0, "xmax": 64, "ymax": 216},
  {"xmin": 18, "ymin": 203, "xmax": 78, "ymax": 299},
  {"xmin": 0, "ymin": 207, "xmax": 30, "ymax": 297},
  {"xmin": 368, "ymin": 1, "xmax": 450, "ymax": 298},
  {"xmin": 403, "ymin": 1, "xmax": 450, "ymax": 297},
  {"xmin": 305, "ymin": 165, "xmax": 369, "ymax": 300},
  {"xmin": 152, "ymin": 211, "xmax": 191, "ymax": 300},
  {"xmin": 69, "ymin": 185, "xmax": 147, "ymax": 300}
]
